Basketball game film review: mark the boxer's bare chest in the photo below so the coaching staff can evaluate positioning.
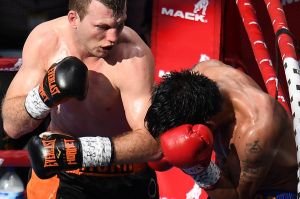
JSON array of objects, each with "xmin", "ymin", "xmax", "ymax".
[{"xmin": 49, "ymin": 54, "xmax": 131, "ymax": 137}]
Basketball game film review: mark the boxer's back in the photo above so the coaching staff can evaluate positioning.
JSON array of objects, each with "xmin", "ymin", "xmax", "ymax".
[{"xmin": 194, "ymin": 60, "xmax": 297, "ymax": 192}]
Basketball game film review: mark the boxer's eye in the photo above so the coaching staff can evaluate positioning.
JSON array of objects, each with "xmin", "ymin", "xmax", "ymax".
[{"xmin": 96, "ymin": 25, "xmax": 110, "ymax": 31}]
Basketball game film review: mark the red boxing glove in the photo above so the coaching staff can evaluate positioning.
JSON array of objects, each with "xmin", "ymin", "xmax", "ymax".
[
  {"xmin": 148, "ymin": 157, "xmax": 173, "ymax": 172},
  {"xmin": 160, "ymin": 124, "xmax": 220, "ymax": 189},
  {"xmin": 160, "ymin": 124, "xmax": 213, "ymax": 169}
]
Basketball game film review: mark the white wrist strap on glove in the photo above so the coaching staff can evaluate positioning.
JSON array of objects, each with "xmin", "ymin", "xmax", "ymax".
[
  {"xmin": 25, "ymin": 86, "xmax": 50, "ymax": 119},
  {"xmin": 182, "ymin": 161, "xmax": 221, "ymax": 189},
  {"xmin": 79, "ymin": 137, "xmax": 113, "ymax": 167}
]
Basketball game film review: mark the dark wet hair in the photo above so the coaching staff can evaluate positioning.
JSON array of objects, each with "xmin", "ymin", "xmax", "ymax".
[
  {"xmin": 69, "ymin": 0, "xmax": 126, "ymax": 19},
  {"xmin": 145, "ymin": 70, "xmax": 223, "ymax": 138}
]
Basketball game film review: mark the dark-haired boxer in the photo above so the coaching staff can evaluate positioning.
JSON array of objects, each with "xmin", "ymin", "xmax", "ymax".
[
  {"xmin": 145, "ymin": 60, "xmax": 297, "ymax": 199},
  {"xmin": 1, "ymin": 0, "xmax": 160, "ymax": 198}
]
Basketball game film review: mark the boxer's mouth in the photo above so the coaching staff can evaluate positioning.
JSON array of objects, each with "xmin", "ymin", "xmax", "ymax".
[{"xmin": 102, "ymin": 45, "xmax": 113, "ymax": 51}]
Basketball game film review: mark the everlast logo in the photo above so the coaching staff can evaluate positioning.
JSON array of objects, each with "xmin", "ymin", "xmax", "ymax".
[
  {"xmin": 47, "ymin": 66, "xmax": 61, "ymax": 96},
  {"xmin": 39, "ymin": 84, "xmax": 49, "ymax": 102},
  {"xmin": 64, "ymin": 139, "xmax": 78, "ymax": 165},
  {"xmin": 42, "ymin": 139, "xmax": 59, "ymax": 167}
]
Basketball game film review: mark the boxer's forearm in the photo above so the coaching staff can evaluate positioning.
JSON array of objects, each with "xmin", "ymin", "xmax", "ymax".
[
  {"xmin": 27, "ymin": 130, "xmax": 162, "ymax": 179},
  {"xmin": 112, "ymin": 129, "xmax": 162, "ymax": 164},
  {"xmin": 2, "ymin": 96, "xmax": 43, "ymax": 139}
]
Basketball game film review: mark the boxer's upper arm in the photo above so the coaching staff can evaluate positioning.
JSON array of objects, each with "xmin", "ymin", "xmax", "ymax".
[
  {"xmin": 5, "ymin": 27, "xmax": 48, "ymax": 100},
  {"xmin": 234, "ymin": 124, "xmax": 280, "ymax": 198},
  {"xmin": 111, "ymin": 34, "xmax": 161, "ymax": 162},
  {"xmin": 118, "ymin": 50, "xmax": 155, "ymax": 131}
]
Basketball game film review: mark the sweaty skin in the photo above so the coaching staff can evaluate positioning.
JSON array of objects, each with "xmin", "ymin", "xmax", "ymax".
[
  {"xmin": 2, "ymin": 0, "xmax": 161, "ymax": 163},
  {"xmin": 193, "ymin": 60, "xmax": 297, "ymax": 199}
]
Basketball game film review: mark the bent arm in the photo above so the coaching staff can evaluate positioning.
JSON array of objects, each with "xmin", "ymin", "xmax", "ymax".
[
  {"xmin": 205, "ymin": 124, "xmax": 281, "ymax": 199},
  {"xmin": 2, "ymin": 28, "xmax": 47, "ymax": 138},
  {"xmin": 112, "ymin": 43, "xmax": 162, "ymax": 163}
]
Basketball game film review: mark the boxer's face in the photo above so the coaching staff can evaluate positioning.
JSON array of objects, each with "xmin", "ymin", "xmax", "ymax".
[{"xmin": 75, "ymin": 0, "xmax": 126, "ymax": 57}]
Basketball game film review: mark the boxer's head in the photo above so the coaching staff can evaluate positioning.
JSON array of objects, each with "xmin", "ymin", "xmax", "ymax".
[
  {"xmin": 68, "ymin": 0, "xmax": 127, "ymax": 57},
  {"xmin": 145, "ymin": 70, "xmax": 223, "ymax": 138}
]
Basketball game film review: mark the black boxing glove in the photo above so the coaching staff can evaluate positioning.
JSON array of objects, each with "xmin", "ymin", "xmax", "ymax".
[
  {"xmin": 25, "ymin": 56, "xmax": 89, "ymax": 119},
  {"xmin": 28, "ymin": 133, "xmax": 82, "ymax": 179},
  {"xmin": 28, "ymin": 132, "xmax": 113, "ymax": 179}
]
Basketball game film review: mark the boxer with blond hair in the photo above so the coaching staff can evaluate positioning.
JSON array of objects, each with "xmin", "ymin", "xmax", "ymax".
[{"xmin": 2, "ymin": 0, "xmax": 160, "ymax": 198}]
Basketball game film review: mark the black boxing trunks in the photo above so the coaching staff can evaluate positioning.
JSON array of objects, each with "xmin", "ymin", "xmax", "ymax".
[{"xmin": 27, "ymin": 163, "xmax": 159, "ymax": 199}]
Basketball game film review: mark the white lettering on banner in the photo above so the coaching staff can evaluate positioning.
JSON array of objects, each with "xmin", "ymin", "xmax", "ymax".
[
  {"xmin": 186, "ymin": 183, "xmax": 202, "ymax": 199},
  {"xmin": 281, "ymin": 0, "xmax": 300, "ymax": 6},
  {"xmin": 161, "ymin": 0, "xmax": 209, "ymax": 23},
  {"xmin": 158, "ymin": 70, "xmax": 170, "ymax": 78},
  {"xmin": 161, "ymin": 8, "xmax": 207, "ymax": 23}
]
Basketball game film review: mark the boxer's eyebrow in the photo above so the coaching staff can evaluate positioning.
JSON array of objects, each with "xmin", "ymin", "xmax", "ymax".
[
  {"xmin": 96, "ymin": 24, "xmax": 111, "ymax": 30},
  {"xmin": 96, "ymin": 22, "xmax": 123, "ymax": 30}
]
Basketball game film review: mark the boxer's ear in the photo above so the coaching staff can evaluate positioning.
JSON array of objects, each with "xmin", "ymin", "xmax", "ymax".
[{"xmin": 67, "ymin": 10, "xmax": 79, "ymax": 29}]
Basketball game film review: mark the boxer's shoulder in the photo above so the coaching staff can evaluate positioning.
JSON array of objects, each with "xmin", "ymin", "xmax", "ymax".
[
  {"xmin": 109, "ymin": 27, "xmax": 154, "ymax": 87},
  {"xmin": 117, "ymin": 26, "xmax": 153, "ymax": 57},
  {"xmin": 23, "ymin": 18, "xmax": 67, "ymax": 70},
  {"xmin": 29, "ymin": 22, "xmax": 55, "ymax": 39},
  {"xmin": 119, "ymin": 26, "xmax": 144, "ymax": 44},
  {"xmin": 24, "ymin": 25, "xmax": 59, "ymax": 58}
]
